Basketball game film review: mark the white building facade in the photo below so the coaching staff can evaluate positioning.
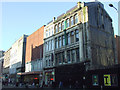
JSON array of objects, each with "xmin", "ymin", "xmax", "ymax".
[{"xmin": 9, "ymin": 34, "xmax": 28, "ymax": 82}]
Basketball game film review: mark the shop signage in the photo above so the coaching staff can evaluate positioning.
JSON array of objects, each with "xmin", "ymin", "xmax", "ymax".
[{"xmin": 104, "ymin": 75, "xmax": 111, "ymax": 86}]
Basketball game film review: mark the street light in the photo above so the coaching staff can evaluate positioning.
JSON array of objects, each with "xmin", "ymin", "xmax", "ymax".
[{"xmin": 109, "ymin": 4, "xmax": 118, "ymax": 12}]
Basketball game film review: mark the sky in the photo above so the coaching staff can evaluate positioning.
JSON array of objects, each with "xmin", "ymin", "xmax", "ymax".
[{"xmin": 0, "ymin": 0, "xmax": 119, "ymax": 51}]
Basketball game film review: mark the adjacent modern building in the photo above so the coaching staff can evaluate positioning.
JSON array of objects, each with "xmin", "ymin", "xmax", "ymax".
[
  {"xmin": 23, "ymin": 25, "xmax": 45, "ymax": 85},
  {"xmin": 9, "ymin": 34, "xmax": 28, "ymax": 83}
]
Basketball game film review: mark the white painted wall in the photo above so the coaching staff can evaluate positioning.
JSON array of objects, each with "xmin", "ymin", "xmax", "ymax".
[{"xmin": 9, "ymin": 35, "xmax": 25, "ymax": 74}]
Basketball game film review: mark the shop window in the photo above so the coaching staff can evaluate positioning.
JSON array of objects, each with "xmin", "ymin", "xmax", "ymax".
[
  {"xmin": 71, "ymin": 31, "xmax": 74, "ymax": 43},
  {"xmin": 58, "ymin": 23, "xmax": 61, "ymax": 32},
  {"xmin": 75, "ymin": 29, "xmax": 79, "ymax": 42},
  {"xmin": 75, "ymin": 14, "xmax": 78, "ymax": 24},
  {"xmin": 67, "ymin": 50, "xmax": 71, "ymax": 63},
  {"xmin": 71, "ymin": 49, "xmax": 75, "ymax": 62},
  {"xmin": 70, "ymin": 16, "xmax": 74, "ymax": 26},
  {"xmin": 92, "ymin": 75, "xmax": 99, "ymax": 86},
  {"xmin": 66, "ymin": 18, "xmax": 69, "ymax": 28},
  {"xmin": 111, "ymin": 74, "xmax": 118, "ymax": 86},
  {"xmin": 62, "ymin": 21, "xmax": 64, "ymax": 30}
]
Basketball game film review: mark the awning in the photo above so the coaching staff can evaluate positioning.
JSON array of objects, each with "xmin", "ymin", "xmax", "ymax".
[{"xmin": 17, "ymin": 71, "xmax": 43, "ymax": 75}]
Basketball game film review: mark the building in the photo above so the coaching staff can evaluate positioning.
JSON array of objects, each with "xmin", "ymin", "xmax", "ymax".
[
  {"xmin": 2, "ymin": 48, "xmax": 11, "ymax": 82},
  {"xmin": 0, "ymin": 50, "xmax": 4, "ymax": 58},
  {"xmin": 43, "ymin": 18, "xmax": 55, "ymax": 85},
  {"xmin": 0, "ymin": 50, "xmax": 4, "ymax": 88},
  {"xmin": 42, "ymin": 1, "xmax": 117, "ymax": 88},
  {"xmin": 118, "ymin": 1, "xmax": 120, "ymax": 36},
  {"xmin": 23, "ymin": 25, "xmax": 45, "ymax": 85},
  {"xmin": 9, "ymin": 34, "xmax": 28, "ymax": 83}
]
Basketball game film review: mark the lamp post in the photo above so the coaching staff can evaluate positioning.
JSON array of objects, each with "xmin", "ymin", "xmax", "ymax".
[{"xmin": 109, "ymin": 4, "xmax": 118, "ymax": 12}]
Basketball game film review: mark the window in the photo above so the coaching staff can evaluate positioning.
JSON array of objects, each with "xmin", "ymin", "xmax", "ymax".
[
  {"xmin": 62, "ymin": 21, "xmax": 64, "ymax": 30},
  {"xmin": 51, "ymin": 53, "xmax": 54, "ymax": 66},
  {"xmin": 58, "ymin": 53, "xmax": 61, "ymax": 64},
  {"xmin": 49, "ymin": 40, "xmax": 51, "ymax": 51},
  {"xmin": 70, "ymin": 16, "xmax": 74, "ymax": 26},
  {"xmin": 51, "ymin": 27, "xmax": 54, "ymax": 35},
  {"xmin": 71, "ymin": 31, "xmax": 74, "ymax": 43},
  {"xmin": 67, "ymin": 51, "xmax": 71, "ymax": 63},
  {"xmin": 58, "ymin": 36, "xmax": 62, "ymax": 48},
  {"xmin": 67, "ymin": 33, "xmax": 70, "ymax": 45},
  {"xmin": 75, "ymin": 29, "xmax": 79, "ymax": 42},
  {"xmin": 58, "ymin": 23, "xmax": 61, "ymax": 32},
  {"xmin": 49, "ymin": 29, "xmax": 51, "ymax": 36},
  {"xmin": 66, "ymin": 19, "xmax": 69, "ymax": 28},
  {"xmin": 55, "ymin": 54, "xmax": 58, "ymax": 65},
  {"xmin": 92, "ymin": 75, "xmax": 99, "ymax": 86},
  {"xmin": 62, "ymin": 52, "xmax": 65, "ymax": 63},
  {"xmin": 46, "ymin": 30, "xmax": 48, "ymax": 37},
  {"xmin": 76, "ymin": 48, "xmax": 79, "ymax": 62},
  {"xmin": 46, "ymin": 60, "xmax": 48, "ymax": 67},
  {"xmin": 46, "ymin": 42, "xmax": 48, "ymax": 51},
  {"xmin": 71, "ymin": 50, "xmax": 75, "ymax": 63},
  {"xmin": 111, "ymin": 74, "xmax": 118, "ymax": 86},
  {"xmin": 55, "ymin": 25, "xmax": 58, "ymax": 33},
  {"xmin": 62, "ymin": 35, "xmax": 65, "ymax": 46},
  {"xmin": 55, "ymin": 38, "xmax": 58, "ymax": 48},
  {"xmin": 75, "ymin": 14, "xmax": 78, "ymax": 24},
  {"xmin": 49, "ymin": 59, "xmax": 50, "ymax": 66},
  {"xmin": 51, "ymin": 39, "xmax": 54, "ymax": 50}
]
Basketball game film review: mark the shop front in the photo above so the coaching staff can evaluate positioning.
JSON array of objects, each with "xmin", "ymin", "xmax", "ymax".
[
  {"xmin": 44, "ymin": 68, "xmax": 55, "ymax": 87},
  {"xmin": 18, "ymin": 71, "xmax": 43, "ymax": 86}
]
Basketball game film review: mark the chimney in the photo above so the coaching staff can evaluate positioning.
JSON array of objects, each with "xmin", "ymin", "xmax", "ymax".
[
  {"xmin": 53, "ymin": 17, "xmax": 56, "ymax": 22},
  {"xmin": 77, "ymin": 2, "xmax": 81, "ymax": 8}
]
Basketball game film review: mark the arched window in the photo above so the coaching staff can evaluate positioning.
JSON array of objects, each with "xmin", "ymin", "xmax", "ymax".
[
  {"xmin": 55, "ymin": 25, "xmax": 58, "ymax": 33},
  {"xmin": 70, "ymin": 16, "xmax": 74, "ymax": 26},
  {"xmin": 62, "ymin": 21, "xmax": 64, "ymax": 30},
  {"xmin": 75, "ymin": 14, "xmax": 78, "ymax": 24},
  {"xmin": 75, "ymin": 29, "xmax": 79, "ymax": 42},
  {"xmin": 66, "ymin": 18, "xmax": 69, "ymax": 28},
  {"xmin": 58, "ymin": 23, "xmax": 61, "ymax": 32}
]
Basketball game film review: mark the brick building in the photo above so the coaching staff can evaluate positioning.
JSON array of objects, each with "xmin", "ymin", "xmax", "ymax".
[{"xmin": 23, "ymin": 25, "xmax": 45, "ymax": 85}]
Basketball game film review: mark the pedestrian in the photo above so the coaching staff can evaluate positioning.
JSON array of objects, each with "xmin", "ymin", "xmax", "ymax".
[
  {"xmin": 74, "ymin": 81, "xmax": 79, "ymax": 89},
  {"xmin": 42, "ymin": 81, "xmax": 45, "ymax": 88},
  {"xmin": 69, "ymin": 79, "xmax": 72, "ymax": 88},
  {"xmin": 59, "ymin": 81, "xmax": 63, "ymax": 88}
]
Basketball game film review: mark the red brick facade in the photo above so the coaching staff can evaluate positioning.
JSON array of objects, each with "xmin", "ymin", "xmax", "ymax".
[{"xmin": 25, "ymin": 25, "xmax": 45, "ymax": 63}]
